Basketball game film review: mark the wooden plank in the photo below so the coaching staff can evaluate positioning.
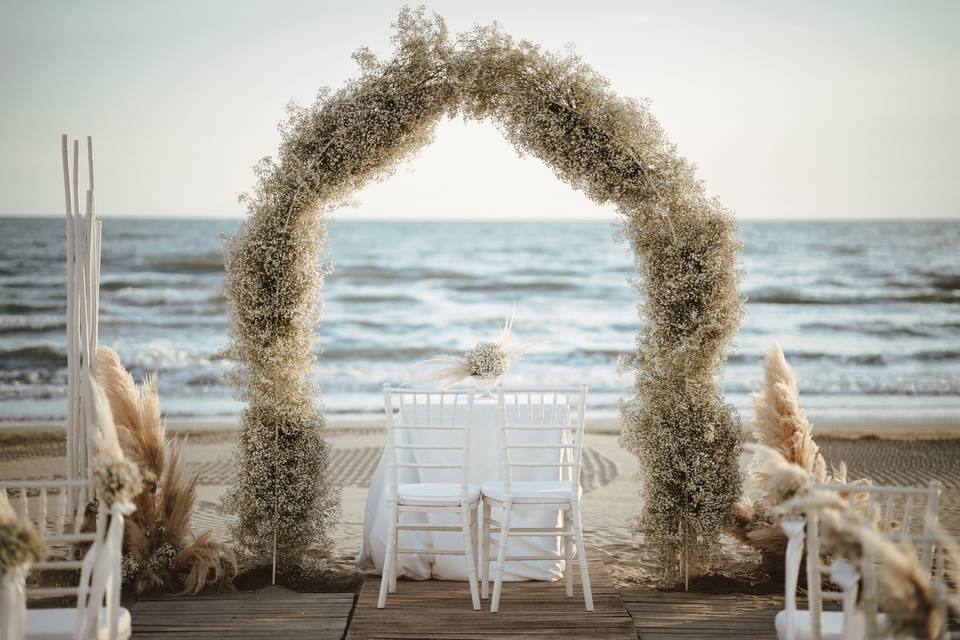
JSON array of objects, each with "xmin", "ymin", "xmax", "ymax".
[
  {"xmin": 620, "ymin": 588, "xmax": 784, "ymax": 640},
  {"xmin": 348, "ymin": 555, "xmax": 635, "ymax": 639},
  {"xmin": 129, "ymin": 587, "xmax": 354, "ymax": 639}
]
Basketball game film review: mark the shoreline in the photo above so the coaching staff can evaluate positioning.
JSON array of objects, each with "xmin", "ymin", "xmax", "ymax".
[{"xmin": 3, "ymin": 415, "xmax": 959, "ymax": 441}]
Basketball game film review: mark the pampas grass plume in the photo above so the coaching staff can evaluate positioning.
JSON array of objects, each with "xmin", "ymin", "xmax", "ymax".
[{"xmin": 751, "ymin": 343, "xmax": 825, "ymax": 479}]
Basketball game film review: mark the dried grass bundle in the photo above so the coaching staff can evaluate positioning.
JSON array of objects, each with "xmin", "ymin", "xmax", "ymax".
[
  {"xmin": 415, "ymin": 306, "xmax": 544, "ymax": 389},
  {"xmin": 94, "ymin": 347, "xmax": 236, "ymax": 594},
  {"xmin": 87, "ymin": 372, "xmax": 143, "ymax": 506},
  {"xmin": 751, "ymin": 343, "xmax": 826, "ymax": 479},
  {"xmin": 0, "ymin": 492, "xmax": 45, "ymax": 573},
  {"xmin": 730, "ymin": 346, "xmax": 862, "ymax": 556},
  {"xmin": 95, "ymin": 347, "xmax": 164, "ymax": 486}
]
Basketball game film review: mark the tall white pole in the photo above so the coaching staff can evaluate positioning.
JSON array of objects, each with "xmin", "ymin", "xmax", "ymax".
[{"xmin": 61, "ymin": 135, "xmax": 77, "ymax": 493}]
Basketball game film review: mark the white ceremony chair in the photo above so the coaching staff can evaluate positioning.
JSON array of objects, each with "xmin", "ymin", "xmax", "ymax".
[
  {"xmin": 481, "ymin": 385, "xmax": 592, "ymax": 613},
  {"xmin": 378, "ymin": 385, "xmax": 481, "ymax": 610},
  {"xmin": 818, "ymin": 480, "xmax": 941, "ymax": 570},
  {"xmin": 777, "ymin": 481, "xmax": 942, "ymax": 640},
  {"xmin": 0, "ymin": 479, "xmax": 132, "ymax": 640},
  {"xmin": 778, "ymin": 514, "xmax": 865, "ymax": 640}
]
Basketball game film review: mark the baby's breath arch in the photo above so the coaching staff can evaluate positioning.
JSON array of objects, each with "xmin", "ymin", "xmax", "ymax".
[{"xmin": 222, "ymin": 8, "xmax": 744, "ymax": 582}]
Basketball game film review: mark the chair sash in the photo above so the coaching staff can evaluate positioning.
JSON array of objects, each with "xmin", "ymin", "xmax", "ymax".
[
  {"xmin": 1, "ymin": 565, "xmax": 29, "ymax": 640},
  {"xmin": 74, "ymin": 501, "xmax": 130, "ymax": 640}
]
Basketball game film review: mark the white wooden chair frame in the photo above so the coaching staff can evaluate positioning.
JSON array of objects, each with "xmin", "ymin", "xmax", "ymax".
[
  {"xmin": 780, "ymin": 514, "xmax": 863, "ymax": 640},
  {"xmin": 778, "ymin": 480, "xmax": 941, "ymax": 640},
  {"xmin": 901, "ymin": 533, "xmax": 958, "ymax": 640},
  {"xmin": 378, "ymin": 385, "xmax": 481, "ymax": 610},
  {"xmin": 0, "ymin": 479, "xmax": 131, "ymax": 640},
  {"xmin": 817, "ymin": 480, "xmax": 941, "ymax": 569},
  {"xmin": 481, "ymin": 385, "xmax": 593, "ymax": 613}
]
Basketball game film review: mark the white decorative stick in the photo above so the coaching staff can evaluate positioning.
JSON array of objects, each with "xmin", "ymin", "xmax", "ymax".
[{"xmin": 62, "ymin": 135, "xmax": 77, "ymax": 493}]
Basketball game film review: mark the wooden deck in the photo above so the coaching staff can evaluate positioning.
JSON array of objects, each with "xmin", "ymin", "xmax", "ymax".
[
  {"xmin": 348, "ymin": 557, "xmax": 636, "ymax": 639},
  {"xmin": 623, "ymin": 590, "xmax": 783, "ymax": 640},
  {"xmin": 130, "ymin": 587, "xmax": 354, "ymax": 639}
]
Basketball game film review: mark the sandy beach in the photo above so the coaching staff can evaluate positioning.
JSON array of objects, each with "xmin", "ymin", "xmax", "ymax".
[{"xmin": 3, "ymin": 418, "xmax": 959, "ymax": 587}]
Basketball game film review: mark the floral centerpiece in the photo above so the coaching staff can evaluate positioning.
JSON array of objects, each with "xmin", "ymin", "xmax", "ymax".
[{"xmin": 416, "ymin": 307, "xmax": 542, "ymax": 391}]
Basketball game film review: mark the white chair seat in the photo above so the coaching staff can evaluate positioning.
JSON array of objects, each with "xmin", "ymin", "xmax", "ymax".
[
  {"xmin": 26, "ymin": 606, "xmax": 132, "ymax": 640},
  {"xmin": 481, "ymin": 480, "xmax": 581, "ymax": 503},
  {"xmin": 393, "ymin": 483, "xmax": 480, "ymax": 505},
  {"xmin": 774, "ymin": 609, "xmax": 885, "ymax": 640}
]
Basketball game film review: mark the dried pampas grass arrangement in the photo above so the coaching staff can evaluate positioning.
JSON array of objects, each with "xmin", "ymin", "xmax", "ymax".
[
  {"xmin": 416, "ymin": 306, "xmax": 543, "ymax": 389},
  {"xmin": 95, "ymin": 346, "xmax": 236, "ymax": 594},
  {"xmin": 0, "ymin": 492, "xmax": 45, "ymax": 573},
  {"xmin": 87, "ymin": 372, "xmax": 144, "ymax": 507},
  {"xmin": 731, "ymin": 344, "xmax": 861, "ymax": 557},
  {"xmin": 751, "ymin": 343, "xmax": 827, "ymax": 479}
]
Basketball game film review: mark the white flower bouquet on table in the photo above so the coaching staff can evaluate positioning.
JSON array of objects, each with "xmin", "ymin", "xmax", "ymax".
[{"xmin": 416, "ymin": 307, "xmax": 543, "ymax": 391}]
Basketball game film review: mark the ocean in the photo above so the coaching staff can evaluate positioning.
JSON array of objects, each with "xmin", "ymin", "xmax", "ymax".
[{"xmin": 1, "ymin": 217, "xmax": 958, "ymax": 426}]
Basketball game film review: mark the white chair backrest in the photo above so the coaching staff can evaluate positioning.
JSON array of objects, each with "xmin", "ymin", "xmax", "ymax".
[
  {"xmin": 495, "ymin": 385, "xmax": 587, "ymax": 494},
  {"xmin": 816, "ymin": 480, "xmax": 941, "ymax": 537},
  {"xmin": 817, "ymin": 480, "xmax": 941, "ymax": 577},
  {"xmin": 382, "ymin": 385, "xmax": 475, "ymax": 500},
  {"xmin": 0, "ymin": 479, "xmax": 101, "ymax": 600},
  {"xmin": 782, "ymin": 513, "xmax": 862, "ymax": 640}
]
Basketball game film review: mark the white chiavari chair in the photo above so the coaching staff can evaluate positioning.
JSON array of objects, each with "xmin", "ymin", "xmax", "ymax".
[
  {"xmin": 481, "ymin": 385, "xmax": 592, "ymax": 613},
  {"xmin": 777, "ymin": 481, "xmax": 942, "ymax": 640},
  {"xmin": 0, "ymin": 479, "xmax": 132, "ymax": 640},
  {"xmin": 378, "ymin": 385, "xmax": 481, "ymax": 610},
  {"xmin": 778, "ymin": 513, "xmax": 866, "ymax": 640}
]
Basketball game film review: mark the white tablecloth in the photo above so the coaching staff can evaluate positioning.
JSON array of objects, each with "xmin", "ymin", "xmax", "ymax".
[{"xmin": 355, "ymin": 394, "xmax": 568, "ymax": 581}]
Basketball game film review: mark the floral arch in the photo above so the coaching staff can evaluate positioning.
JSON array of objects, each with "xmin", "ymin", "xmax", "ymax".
[{"xmin": 221, "ymin": 8, "xmax": 744, "ymax": 582}]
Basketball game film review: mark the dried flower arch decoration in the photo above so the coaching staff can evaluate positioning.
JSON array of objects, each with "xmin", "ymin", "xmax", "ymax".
[{"xmin": 222, "ymin": 8, "xmax": 744, "ymax": 582}]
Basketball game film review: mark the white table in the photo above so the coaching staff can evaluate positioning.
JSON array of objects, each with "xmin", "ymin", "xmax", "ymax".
[{"xmin": 355, "ymin": 394, "xmax": 569, "ymax": 581}]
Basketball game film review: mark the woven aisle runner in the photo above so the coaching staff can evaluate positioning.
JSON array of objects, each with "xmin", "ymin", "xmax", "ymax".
[
  {"xmin": 130, "ymin": 587, "xmax": 354, "ymax": 639},
  {"xmin": 348, "ymin": 555, "xmax": 635, "ymax": 639}
]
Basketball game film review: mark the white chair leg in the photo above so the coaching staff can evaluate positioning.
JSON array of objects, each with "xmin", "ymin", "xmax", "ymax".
[
  {"xmin": 461, "ymin": 504, "xmax": 481, "ymax": 611},
  {"xmin": 378, "ymin": 501, "xmax": 397, "ymax": 608},
  {"xmin": 481, "ymin": 499, "xmax": 491, "ymax": 599},
  {"xmin": 572, "ymin": 501, "xmax": 593, "ymax": 611},
  {"xmin": 563, "ymin": 507, "xmax": 573, "ymax": 597},
  {"xmin": 491, "ymin": 501, "xmax": 513, "ymax": 613},
  {"xmin": 389, "ymin": 516, "xmax": 399, "ymax": 594}
]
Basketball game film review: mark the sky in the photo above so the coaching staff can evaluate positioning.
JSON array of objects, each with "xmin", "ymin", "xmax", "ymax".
[{"xmin": 1, "ymin": 0, "xmax": 958, "ymax": 220}]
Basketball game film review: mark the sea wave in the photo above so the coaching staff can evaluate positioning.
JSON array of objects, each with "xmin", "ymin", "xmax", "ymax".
[
  {"xmin": 453, "ymin": 281, "xmax": 578, "ymax": 293},
  {"xmin": 0, "ymin": 346, "xmax": 66, "ymax": 369},
  {"xmin": 0, "ymin": 302, "xmax": 61, "ymax": 314},
  {"xmin": 337, "ymin": 293, "xmax": 420, "ymax": 304},
  {"xmin": 798, "ymin": 321, "xmax": 936, "ymax": 338},
  {"xmin": 333, "ymin": 265, "xmax": 472, "ymax": 281},
  {"xmin": 747, "ymin": 287, "xmax": 960, "ymax": 305},
  {"xmin": 321, "ymin": 346, "xmax": 451, "ymax": 361},
  {"xmin": 146, "ymin": 253, "xmax": 225, "ymax": 273},
  {"xmin": 0, "ymin": 316, "xmax": 66, "ymax": 335}
]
